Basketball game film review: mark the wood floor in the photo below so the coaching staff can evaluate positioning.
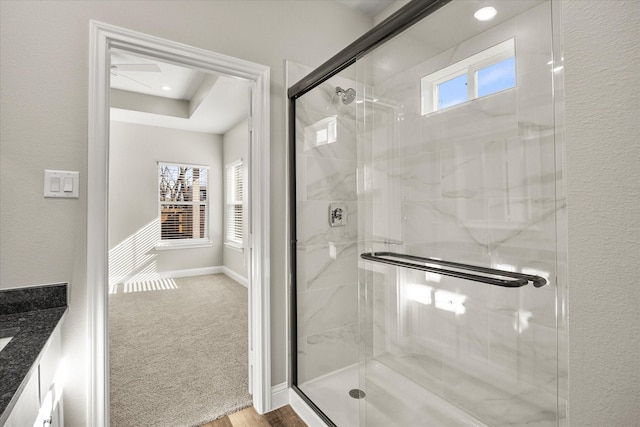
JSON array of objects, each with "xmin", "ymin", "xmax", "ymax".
[{"xmin": 201, "ymin": 405, "xmax": 307, "ymax": 427}]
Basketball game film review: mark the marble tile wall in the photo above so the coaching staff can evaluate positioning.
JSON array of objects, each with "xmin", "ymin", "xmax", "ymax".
[
  {"xmin": 359, "ymin": 2, "xmax": 567, "ymax": 425},
  {"xmin": 290, "ymin": 61, "xmax": 362, "ymax": 385}
]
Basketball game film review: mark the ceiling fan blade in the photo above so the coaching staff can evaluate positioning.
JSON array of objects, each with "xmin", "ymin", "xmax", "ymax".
[
  {"xmin": 111, "ymin": 63, "xmax": 161, "ymax": 72},
  {"xmin": 111, "ymin": 71, "xmax": 153, "ymax": 89}
]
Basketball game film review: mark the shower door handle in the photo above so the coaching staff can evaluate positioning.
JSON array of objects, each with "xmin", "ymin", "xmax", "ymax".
[{"xmin": 360, "ymin": 251, "xmax": 547, "ymax": 288}]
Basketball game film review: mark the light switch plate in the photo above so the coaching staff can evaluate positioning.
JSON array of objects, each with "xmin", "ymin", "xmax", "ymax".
[{"xmin": 44, "ymin": 170, "xmax": 79, "ymax": 198}]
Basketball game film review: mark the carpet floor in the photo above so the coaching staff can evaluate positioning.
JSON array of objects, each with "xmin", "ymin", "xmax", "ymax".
[{"xmin": 109, "ymin": 274, "xmax": 251, "ymax": 427}]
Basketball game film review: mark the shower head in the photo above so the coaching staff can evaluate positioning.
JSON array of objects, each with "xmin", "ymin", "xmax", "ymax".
[{"xmin": 336, "ymin": 86, "xmax": 356, "ymax": 105}]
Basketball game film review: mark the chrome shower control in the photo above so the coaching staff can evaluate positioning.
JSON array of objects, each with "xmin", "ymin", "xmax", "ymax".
[{"xmin": 329, "ymin": 202, "xmax": 347, "ymax": 227}]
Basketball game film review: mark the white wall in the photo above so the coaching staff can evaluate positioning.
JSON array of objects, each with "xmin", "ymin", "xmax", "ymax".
[
  {"xmin": 0, "ymin": 2, "xmax": 372, "ymax": 425},
  {"xmin": 563, "ymin": 0, "xmax": 640, "ymax": 425},
  {"xmin": 109, "ymin": 121, "xmax": 223, "ymax": 280},
  {"xmin": 222, "ymin": 119, "xmax": 249, "ymax": 281}
]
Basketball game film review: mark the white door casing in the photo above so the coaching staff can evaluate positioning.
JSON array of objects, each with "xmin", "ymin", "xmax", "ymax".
[{"xmin": 88, "ymin": 20, "xmax": 271, "ymax": 426}]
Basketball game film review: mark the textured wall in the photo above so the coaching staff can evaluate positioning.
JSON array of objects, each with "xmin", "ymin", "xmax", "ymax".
[{"xmin": 563, "ymin": 0, "xmax": 640, "ymax": 425}]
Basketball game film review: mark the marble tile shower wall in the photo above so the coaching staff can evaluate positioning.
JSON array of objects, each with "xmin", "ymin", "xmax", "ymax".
[
  {"xmin": 292, "ymin": 62, "xmax": 361, "ymax": 384},
  {"xmin": 362, "ymin": 2, "xmax": 567, "ymax": 422}
]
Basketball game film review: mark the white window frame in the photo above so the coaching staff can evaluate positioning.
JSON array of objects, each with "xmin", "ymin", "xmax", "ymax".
[
  {"xmin": 156, "ymin": 161, "xmax": 211, "ymax": 249},
  {"xmin": 225, "ymin": 159, "xmax": 244, "ymax": 251},
  {"xmin": 421, "ymin": 38, "xmax": 516, "ymax": 115}
]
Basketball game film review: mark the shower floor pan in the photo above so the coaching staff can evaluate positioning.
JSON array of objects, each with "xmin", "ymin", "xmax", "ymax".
[
  {"xmin": 299, "ymin": 360, "xmax": 486, "ymax": 427},
  {"xmin": 300, "ymin": 356, "xmax": 560, "ymax": 427}
]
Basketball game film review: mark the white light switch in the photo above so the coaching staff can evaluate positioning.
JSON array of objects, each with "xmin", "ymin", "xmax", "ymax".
[
  {"xmin": 63, "ymin": 177, "xmax": 73, "ymax": 192},
  {"xmin": 44, "ymin": 170, "xmax": 79, "ymax": 198},
  {"xmin": 50, "ymin": 177, "xmax": 61, "ymax": 192}
]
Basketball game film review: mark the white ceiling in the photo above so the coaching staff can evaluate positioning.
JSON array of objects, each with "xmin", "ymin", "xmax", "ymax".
[
  {"xmin": 336, "ymin": 0, "xmax": 396, "ymax": 17},
  {"xmin": 110, "ymin": 50, "xmax": 250, "ymax": 134},
  {"xmin": 108, "ymin": 1, "xmax": 393, "ymax": 135},
  {"xmin": 110, "ymin": 1, "xmax": 544, "ymax": 134}
]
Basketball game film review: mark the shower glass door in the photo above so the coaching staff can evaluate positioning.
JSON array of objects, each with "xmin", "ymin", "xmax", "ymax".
[
  {"xmin": 355, "ymin": 1, "xmax": 566, "ymax": 426},
  {"xmin": 290, "ymin": 1, "xmax": 566, "ymax": 426}
]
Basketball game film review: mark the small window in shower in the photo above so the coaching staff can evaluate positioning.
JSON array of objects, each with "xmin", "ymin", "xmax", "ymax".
[
  {"xmin": 421, "ymin": 38, "xmax": 516, "ymax": 114},
  {"xmin": 436, "ymin": 73, "xmax": 468, "ymax": 110},
  {"xmin": 476, "ymin": 56, "xmax": 516, "ymax": 97}
]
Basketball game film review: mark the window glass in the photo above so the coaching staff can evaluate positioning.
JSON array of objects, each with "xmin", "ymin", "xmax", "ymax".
[
  {"xmin": 437, "ymin": 74, "xmax": 468, "ymax": 110},
  {"xmin": 421, "ymin": 38, "xmax": 516, "ymax": 115},
  {"xmin": 158, "ymin": 163, "xmax": 208, "ymax": 242},
  {"xmin": 477, "ymin": 56, "xmax": 516, "ymax": 97}
]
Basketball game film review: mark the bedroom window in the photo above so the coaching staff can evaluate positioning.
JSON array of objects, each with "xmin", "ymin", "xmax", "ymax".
[
  {"xmin": 421, "ymin": 38, "xmax": 516, "ymax": 114},
  {"xmin": 158, "ymin": 162, "xmax": 209, "ymax": 246},
  {"xmin": 225, "ymin": 159, "xmax": 244, "ymax": 249}
]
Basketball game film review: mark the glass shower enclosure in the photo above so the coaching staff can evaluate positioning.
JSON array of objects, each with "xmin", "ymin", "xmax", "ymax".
[{"xmin": 289, "ymin": 1, "xmax": 567, "ymax": 425}]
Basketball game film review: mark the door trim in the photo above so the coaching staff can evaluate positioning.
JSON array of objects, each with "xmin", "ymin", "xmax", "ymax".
[{"xmin": 88, "ymin": 20, "xmax": 271, "ymax": 426}]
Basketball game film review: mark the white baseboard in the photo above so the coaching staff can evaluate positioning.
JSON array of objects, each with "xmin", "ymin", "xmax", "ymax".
[
  {"xmin": 268, "ymin": 384, "xmax": 328, "ymax": 427},
  {"xmin": 109, "ymin": 265, "xmax": 252, "ymax": 287},
  {"xmin": 222, "ymin": 267, "xmax": 249, "ymax": 288},
  {"xmin": 289, "ymin": 388, "xmax": 327, "ymax": 427},
  {"xmin": 160, "ymin": 266, "xmax": 223, "ymax": 279},
  {"xmin": 270, "ymin": 382, "xmax": 289, "ymax": 411}
]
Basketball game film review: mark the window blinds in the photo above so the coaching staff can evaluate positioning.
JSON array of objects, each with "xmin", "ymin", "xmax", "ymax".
[
  {"xmin": 226, "ymin": 160, "xmax": 243, "ymax": 245},
  {"xmin": 158, "ymin": 163, "xmax": 209, "ymax": 241}
]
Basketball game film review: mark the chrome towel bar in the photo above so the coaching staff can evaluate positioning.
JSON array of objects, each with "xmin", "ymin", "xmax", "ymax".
[{"xmin": 360, "ymin": 252, "xmax": 547, "ymax": 288}]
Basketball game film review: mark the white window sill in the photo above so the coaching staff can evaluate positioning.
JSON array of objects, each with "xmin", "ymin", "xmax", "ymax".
[
  {"xmin": 224, "ymin": 242, "xmax": 244, "ymax": 252},
  {"xmin": 155, "ymin": 241, "xmax": 213, "ymax": 251}
]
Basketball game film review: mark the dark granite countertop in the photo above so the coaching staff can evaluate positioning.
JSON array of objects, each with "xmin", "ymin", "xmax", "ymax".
[{"xmin": 0, "ymin": 283, "xmax": 68, "ymax": 423}]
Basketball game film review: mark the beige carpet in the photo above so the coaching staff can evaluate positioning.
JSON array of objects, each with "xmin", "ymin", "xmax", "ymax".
[{"xmin": 109, "ymin": 274, "xmax": 251, "ymax": 427}]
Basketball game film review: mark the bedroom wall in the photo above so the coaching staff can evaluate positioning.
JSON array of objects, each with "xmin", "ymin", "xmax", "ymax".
[{"xmin": 109, "ymin": 121, "xmax": 223, "ymax": 283}]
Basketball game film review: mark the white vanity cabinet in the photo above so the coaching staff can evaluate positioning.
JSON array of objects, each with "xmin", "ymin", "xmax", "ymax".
[
  {"xmin": 3, "ymin": 324, "xmax": 64, "ymax": 427},
  {"xmin": 2, "ymin": 370, "xmax": 39, "ymax": 427}
]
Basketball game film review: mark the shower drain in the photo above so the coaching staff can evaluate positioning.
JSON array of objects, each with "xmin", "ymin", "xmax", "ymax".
[{"xmin": 348, "ymin": 389, "xmax": 366, "ymax": 399}]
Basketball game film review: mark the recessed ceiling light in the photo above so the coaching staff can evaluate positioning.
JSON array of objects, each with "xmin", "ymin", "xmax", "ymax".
[
  {"xmin": 474, "ymin": 6, "xmax": 497, "ymax": 21},
  {"xmin": 161, "ymin": 85, "xmax": 171, "ymax": 91}
]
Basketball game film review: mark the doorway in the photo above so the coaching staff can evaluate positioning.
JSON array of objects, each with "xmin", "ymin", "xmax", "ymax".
[
  {"xmin": 109, "ymin": 48, "xmax": 253, "ymax": 425},
  {"xmin": 88, "ymin": 21, "xmax": 271, "ymax": 426}
]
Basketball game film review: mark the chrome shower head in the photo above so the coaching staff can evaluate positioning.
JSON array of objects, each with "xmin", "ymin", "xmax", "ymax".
[{"xmin": 336, "ymin": 86, "xmax": 356, "ymax": 105}]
